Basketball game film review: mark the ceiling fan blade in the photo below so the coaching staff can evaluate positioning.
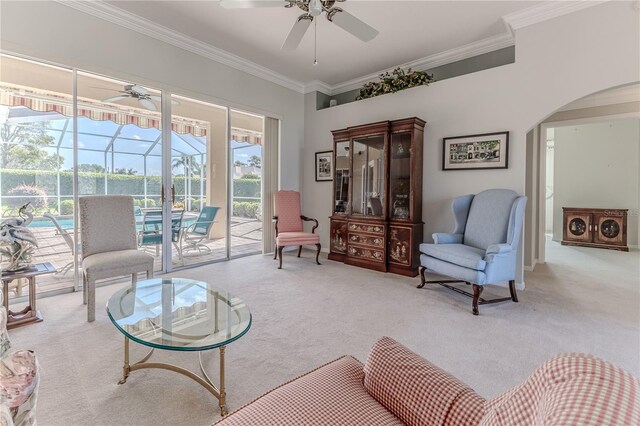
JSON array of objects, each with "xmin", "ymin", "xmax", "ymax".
[
  {"xmin": 220, "ymin": 0, "xmax": 289, "ymax": 9},
  {"xmin": 327, "ymin": 8, "xmax": 379, "ymax": 42},
  {"xmin": 281, "ymin": 14, "xmax": 313, "ymax": 51},
  {"xmin": 150, "ymin": 95, "xmax": 181, "ymax": 105},
  {"xmin": 103, "ymin": 95, "xmax": 128, "ymax": 103},
  {"xmin": 139, "ymin": 99, "xmax": 158, "ymax": 111}
]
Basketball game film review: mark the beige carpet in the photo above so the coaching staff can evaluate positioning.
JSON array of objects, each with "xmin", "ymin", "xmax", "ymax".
[{"xmin": 8, "ymin": 241, "xmax": 639, "ymax": 426}]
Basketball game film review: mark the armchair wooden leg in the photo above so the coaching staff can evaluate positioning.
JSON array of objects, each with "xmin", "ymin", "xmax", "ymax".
[
  {"xmin": 315, "ymin": 244, "xmax": 321, "ymax": 265},
  {"xmin": 277, "ymin": 246, "xmax": 284, "ymax": 269},
  {"xmin": 297, "ymin": 246, "xmax": 303, "ymax": 257},
  {"xmin": 274, "ymin": 244, "xmax": 278, "ymax": 260},
  {"xmin": 509, "ymin": 280, "xmax": 518, "ymax": 302},
  {"xmin": 417, "ymin": 267, "xmax": 427, "ymax": 288},
  {"xmin": 472, "ymin": 284, "xmax": 483, "ymax": 316},
  {"xmin": 147, "ymin": 268, "xmax": 154, "ymax": 279}
]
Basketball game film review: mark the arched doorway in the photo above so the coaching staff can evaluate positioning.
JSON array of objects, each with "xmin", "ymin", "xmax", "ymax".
[{"xmin": 524, "ymin": 83, "xmax": 639, "ymax": 269}]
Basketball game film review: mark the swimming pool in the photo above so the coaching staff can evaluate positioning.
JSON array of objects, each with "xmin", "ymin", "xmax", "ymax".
[
  {"xmin": 28, "ymin": 216, "xmax": 196, "ymax": 229},
  {"xmin": 29, "ymin": 217, "xmax": 74, "ymax": 228}
]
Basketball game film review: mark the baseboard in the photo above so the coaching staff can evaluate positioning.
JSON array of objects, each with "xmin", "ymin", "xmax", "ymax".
[{"xmin": 524, "ymin": 258, "xmax": 538, "ymax": 272}]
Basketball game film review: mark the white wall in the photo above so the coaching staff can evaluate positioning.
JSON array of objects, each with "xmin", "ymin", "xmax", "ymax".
[
  {"xmin": 0, "ymin": 0, "xmax": 305, "ymax": 191},
  {"xmin": 302, "ymin": 2, "xmax": 640, "ymax": 284},
  {"xmin": 552, "ymin": 119, "xmax": 640, "ymax": 246}
]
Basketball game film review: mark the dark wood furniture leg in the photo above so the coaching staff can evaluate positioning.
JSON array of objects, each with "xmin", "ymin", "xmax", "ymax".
[
  {"xmin": 417, "ymin": 267, "xmax": 427, "ymax": 288},
  {"xmin": 509, "ymin": 280, "xmax": 518, "ymax": 302},
  {"xmin": 418, "ymin": 268, "xmax": 518, "ymax": 316},
  {"xmin": 297, "ymin": 246, "xmax": 302, "ymax": 258},
  {"xmin": 277, "ymin": 246, "xmax": 284, "ymax": 269},
  {"xmin": 315, "ymin": 244, "xmax": 321, "ymax": 265},
  {"xmin": 274, "ymin": 244, "xmax": 278, "ymax": 260},
  {"xmin": 472, "ymin": 284, "xmax": 483, "ymax": 316}
]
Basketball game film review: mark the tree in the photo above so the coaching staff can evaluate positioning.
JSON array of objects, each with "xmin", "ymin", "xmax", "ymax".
[
  {"xmin": 172, "ymin": 156, "xmax": 201, "ymax": 175},
  {"xmin": 248, "ymin": 155, "xmax": 261, "ymax": 168},
  {"xmin": 75, "ymin": 163, "xmax": 105, "ymax": 173},
  {"xmin": 0, "ymin": 122, "xmax": 63, "ymax": 170},
  {"xmin": 114, "ymin": 167, "xmax": 137, "ymax": 175},
  {"xmin": 234, "ymin": 160, "xmax": 247, "ymax": 167}
]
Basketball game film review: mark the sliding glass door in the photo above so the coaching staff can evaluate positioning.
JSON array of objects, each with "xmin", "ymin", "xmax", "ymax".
[
  {"xmin": 169, "ymin": 94, "xmax": 228, "ymax": 268},
  {"xmin": 230, "ymin": 110, "xmax": 264, "ymax": 257},
  {"xmin": 77, "ymin": 71, "xmax": 166, "ymax": 273},
  {"xmin": 0, "ymin": 53, "xmax": 269, "ymax": 302}
]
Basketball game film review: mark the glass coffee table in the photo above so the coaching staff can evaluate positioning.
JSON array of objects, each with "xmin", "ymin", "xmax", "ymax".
[{"xmin": 107, "ymin": 277, "xmax": 252, "ymax": 416}]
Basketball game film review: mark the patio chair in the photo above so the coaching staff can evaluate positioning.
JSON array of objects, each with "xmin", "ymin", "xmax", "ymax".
[
  {"xmin": 79, "ymin": 195, "xmax": 154, "ymax": 322},
  {"xmin": 43, "ymin": 212, "xmax": 77, "ymax": 277},
  {"xmin": 180, "ymin": 206, "xmax": 219, "ymax": 256},
  {"xmin": 273, "ymin": 190, "xmax": 321, "ymax": 269},
  {"xmin": 138, "ymin": 209, "xmax": 184, "ymax": 260}
]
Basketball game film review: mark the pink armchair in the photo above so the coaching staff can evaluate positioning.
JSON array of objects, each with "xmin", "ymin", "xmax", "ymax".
[{"xmin": 273, "ymin": 190, "xmax": 321, "ymax": 269}]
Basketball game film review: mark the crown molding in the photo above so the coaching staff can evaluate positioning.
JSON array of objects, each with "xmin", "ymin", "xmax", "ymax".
[
  {"xmin": 322, "ymin": 32, "xmax": 515, "ymax": 96},
  {"xmin": 303, "ymin": 80, "xmax": 333, "ymax": 95},
  {"xmin": 54, "ymin": 0, "xmax": 609, "ymax": 98},
  {"xmin": 57, "ymin": 0, "xmax": 307, "ymax": 93},
  {"xmin": 502, "ymin": 0, "xmax": 609, "ymax": 34}
]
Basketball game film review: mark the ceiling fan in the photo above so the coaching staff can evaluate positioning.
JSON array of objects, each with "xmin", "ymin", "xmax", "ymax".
[
  {"xmin": 220, "ymin": 0, "xmax": 379, "ymax": 50},
  {"xmin": 100, "ymin": 84, "xmax": 179, "ymax": 111}
]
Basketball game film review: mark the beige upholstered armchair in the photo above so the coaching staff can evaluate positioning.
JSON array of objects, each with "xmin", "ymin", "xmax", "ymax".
[
  {"xmin": 0, "ymin": 291, "xmax": 39, "ymax": 426},
  {"xmin": 79, "ymin": 195, "xmax": 154, "ymax": 322}
]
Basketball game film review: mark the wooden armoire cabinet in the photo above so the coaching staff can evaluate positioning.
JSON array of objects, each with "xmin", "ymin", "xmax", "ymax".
[
  {"xmin": 562, "ymin": 207, "xmax": 628, "ymax": 251},
  {"xmin": 328, "ymin": 117, "xmax": 425, "ymax": 276}
]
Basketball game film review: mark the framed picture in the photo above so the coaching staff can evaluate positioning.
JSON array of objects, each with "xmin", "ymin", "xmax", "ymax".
[
  {"xmin": 315, "ymin": 150, "xmax": 333, "ymax": 181},
  {"xmin": 443, "ymin": 131, "xmax": 509, "ymax": 171}
]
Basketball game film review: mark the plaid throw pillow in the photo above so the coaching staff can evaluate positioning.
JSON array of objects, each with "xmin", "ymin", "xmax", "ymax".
[
  {"xmin": 481, "ymin": 353, "xmax": 640, "ymax": 425},
  {"xmin": 364, "ymin": 336, "xmax": 485, "ymax": 426}
]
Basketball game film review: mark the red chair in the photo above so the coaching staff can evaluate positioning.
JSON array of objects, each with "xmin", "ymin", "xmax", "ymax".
[{"xmin": 273, "ymin": 190, "xmax": 321, "ymax": 269}]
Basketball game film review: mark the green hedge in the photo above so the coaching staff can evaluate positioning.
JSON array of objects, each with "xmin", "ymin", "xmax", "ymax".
[
  {"xmin": 0, "ymin": 169, "xmax": 204, "ymax": 197},
  {"xmin": 1, "ymin": 169, "xmax": 261, "ymax": 216},
  {"xmin": 233, "ymin": 178, "xmax": 261, "ymax": 198},
  {"xmin": 233, "ymin": 201, "xmax": 260, "ymax": 218}
]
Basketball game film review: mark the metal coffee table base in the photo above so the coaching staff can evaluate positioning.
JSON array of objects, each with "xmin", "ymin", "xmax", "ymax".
[{"xmin": 117, "ymin": 336, "xmax": 228, "ymax": 416}]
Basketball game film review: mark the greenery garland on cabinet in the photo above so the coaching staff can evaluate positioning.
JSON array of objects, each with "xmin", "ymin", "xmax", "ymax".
[{"xmin": 356, "ymin": 68, "xmax": 435, "ymax": 100}]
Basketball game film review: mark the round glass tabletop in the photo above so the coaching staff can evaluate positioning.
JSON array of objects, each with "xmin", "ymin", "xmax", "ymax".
[{"xmin": 107, "ymin": 278, "xmax": 251, "ymax": 351}]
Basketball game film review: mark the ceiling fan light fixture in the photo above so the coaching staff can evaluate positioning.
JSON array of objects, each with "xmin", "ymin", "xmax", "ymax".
[{"xmin": 309, "ymin": 0, "xmax": 323, "ymax": 17}]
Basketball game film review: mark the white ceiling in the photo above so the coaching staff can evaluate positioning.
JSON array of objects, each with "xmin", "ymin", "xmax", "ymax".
[{"xmin": 106, "ymin": 1, "xmax": 545, "ymax": 88}]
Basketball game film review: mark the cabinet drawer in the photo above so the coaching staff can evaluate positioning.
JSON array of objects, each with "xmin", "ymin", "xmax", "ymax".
[
  {"xmin": 348, "ymin": 222, "xmax": 385, "ymax": 235},
  {"xmin": 348, "ymin": 233, "xmax": 384, "ymax": 248},
  {"xmin": 347, "ymin": 246, "xmax": 385, "ymax": 263}
]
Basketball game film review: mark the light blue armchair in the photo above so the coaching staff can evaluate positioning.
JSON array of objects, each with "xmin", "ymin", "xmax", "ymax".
[{"xmin": 418, "ymin": 189, "xmax": 527, "ymax": 315}]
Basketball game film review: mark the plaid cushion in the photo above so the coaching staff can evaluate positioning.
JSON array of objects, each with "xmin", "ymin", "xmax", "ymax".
[
  {"xmin": 215, "ymin": 355, "xmax": 403, "ymax": 426},
  {"xmin": 481, "ymin": 353, "xmax": 640, "ymax": 425},
  {"xmin": 364, "ymin": 336, "xmax": 485, "ymax": 426}
]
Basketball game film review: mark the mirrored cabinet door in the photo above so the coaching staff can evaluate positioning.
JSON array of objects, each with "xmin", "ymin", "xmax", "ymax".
[
  {"xmin": 333, "ymin": 140, "xmax": 350, "ymax": 214},
  {"xmin": 351, "ymin": 135, "xmax": 385, "ymax": 217}
]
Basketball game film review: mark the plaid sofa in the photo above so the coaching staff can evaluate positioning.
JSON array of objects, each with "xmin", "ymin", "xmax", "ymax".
[{"xmin": 216, "ymin": 337, "xmax": 639, "ymax": 426}]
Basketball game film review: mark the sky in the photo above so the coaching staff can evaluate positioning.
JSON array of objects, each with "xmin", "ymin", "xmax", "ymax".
[{"xmin": 27, "ymin": 117, "xmax": 262, "ymax": 176}]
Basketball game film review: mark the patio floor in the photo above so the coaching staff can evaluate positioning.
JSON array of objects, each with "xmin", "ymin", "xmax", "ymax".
[{"xmin": 4, "ymin": 216, "xmax": 263, "ymax": 303}]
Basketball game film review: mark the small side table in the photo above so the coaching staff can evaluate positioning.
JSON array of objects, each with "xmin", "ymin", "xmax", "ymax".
[{"xmin": 1, "ymin": 262, "xmax": 56, "ymax": 329}]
